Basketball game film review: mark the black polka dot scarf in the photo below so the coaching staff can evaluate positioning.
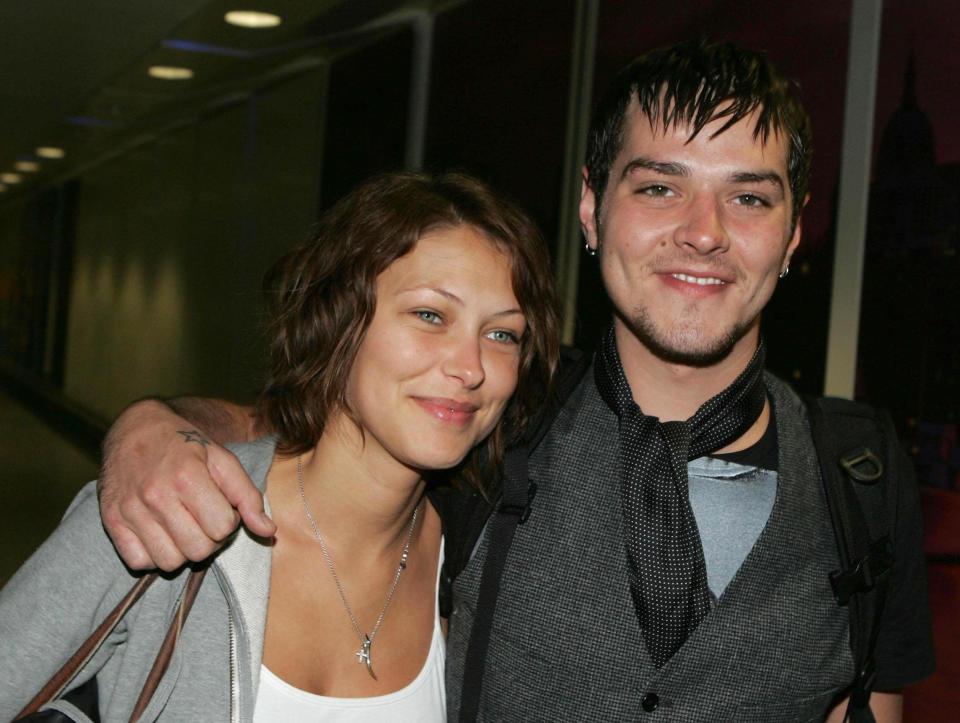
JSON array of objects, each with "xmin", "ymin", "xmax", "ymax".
[{"xmin": 594, "ymin": 325, "xmax": 767, "ymax": 668}]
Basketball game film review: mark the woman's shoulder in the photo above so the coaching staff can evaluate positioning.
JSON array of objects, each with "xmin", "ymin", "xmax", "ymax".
[
  {"xmin": 4, "ymin": 480, "xmax": 130, "ymax": 590},
  {"xmin": 224, "ymin": 436, "xmax": 278, "ymax": 493}
]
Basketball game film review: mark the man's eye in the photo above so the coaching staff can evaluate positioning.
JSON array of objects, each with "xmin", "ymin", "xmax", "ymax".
[
  {"xmin": 639, "ymin": 185, "xmax": 674, "ymax": 198},
  {"xmin": 486, "ymin": 329, "xmax": 519, "ymax": 344},
  {"xmin": 414, "ymin": 310, "xmax": 442, "ymax": 324},
  {"xmin": 735, "ymin": 193, "xmax": 769, "ymax": 208}
]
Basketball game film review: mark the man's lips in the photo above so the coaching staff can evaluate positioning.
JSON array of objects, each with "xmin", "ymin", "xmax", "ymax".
[
  {"xmin": 670, "ymin": 272, "xmax": 726, "ymax": 286},
  {"xmin": 657, "ymin": 269, "xmax": 733, "ymax": 296},
  {"xmin": 413, "ymin": 397, "xmax": 479, "ymax": 425}
]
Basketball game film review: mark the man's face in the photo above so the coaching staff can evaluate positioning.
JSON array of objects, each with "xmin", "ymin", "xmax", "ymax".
[{"xmin": 580, "ymin": 101, "xmax": 803, "ymax": 367}]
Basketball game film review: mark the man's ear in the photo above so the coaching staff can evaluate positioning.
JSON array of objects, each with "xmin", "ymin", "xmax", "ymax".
[
  {"xmin": 579, "ymin": 167, "xmax": 599, "ymax": 253},
  {"xmin": 784, "ymin": 192, "xmax": 810, "ymax": 268}
]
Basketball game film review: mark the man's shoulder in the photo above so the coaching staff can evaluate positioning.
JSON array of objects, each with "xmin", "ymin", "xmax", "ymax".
[
  {"xmin": 762, "ymin": 370, "xmax": 803, "ymax": 410},
  {"xmin": 515, "ymin": 345, "xmax": 595, "ymax": 445},
  {"xmin": 764, "ymin": 372, "xmax": 900, "ymax": 454},
  {"xmin": 763, "ymin": 370, "xmax": 895, "ymax": 424}
]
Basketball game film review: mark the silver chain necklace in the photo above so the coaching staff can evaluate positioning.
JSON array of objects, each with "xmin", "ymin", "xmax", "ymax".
[{"xmin": 296, "ymin": 456, "xmax": 419, "ymax": 680}]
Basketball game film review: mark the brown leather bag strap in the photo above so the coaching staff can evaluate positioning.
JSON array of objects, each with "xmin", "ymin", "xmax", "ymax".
[
  {"xmin": 129, "ymin": 568, "xmax": 207, "ymax": 722},
  {"xmin": 15, "ymin": 572, "xmax": 159, "ymax": 719},
  {"xmin": 16, "ymin": 568, "xmax": 208, "ymax": 723}
]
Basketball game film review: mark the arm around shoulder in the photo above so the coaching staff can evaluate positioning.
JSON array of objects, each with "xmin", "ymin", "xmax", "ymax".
[
  {"xmin": 164, "ymin": 396, "xmax": 262, "ymax": 446},
  {"xmin": 98, "ymin": 397, "xmax": 275, "ymax": 571}
]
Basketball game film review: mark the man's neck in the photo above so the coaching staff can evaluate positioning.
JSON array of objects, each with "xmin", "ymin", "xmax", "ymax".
[{"xmin": 613, "ymin": 320, "xmax": 761, "ymax": 422}]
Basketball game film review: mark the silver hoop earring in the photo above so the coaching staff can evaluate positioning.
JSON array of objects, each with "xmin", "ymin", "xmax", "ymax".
[
  {"xmin": 778, "ymin": 265, "xmax": 790, "ymax": 280},
  {"xmin": 584, "ymin": 242, "xmax": 597, "ymax": 257}
]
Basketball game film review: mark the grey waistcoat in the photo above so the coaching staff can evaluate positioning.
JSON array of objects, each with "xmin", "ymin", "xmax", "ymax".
[{"xmin": 446, "ymin": 371, "xmax": 854, "ymax": 722}]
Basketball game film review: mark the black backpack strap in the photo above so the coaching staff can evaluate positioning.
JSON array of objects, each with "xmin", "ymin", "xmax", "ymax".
[
  {"xmin": 432, "ymin": 484, "xmax": 494, "ymax": 620},
  {"xmin": 457, "ymin": 446, "xmax": 535, "ymax": 722},
  {"xmin": 457, "ymin": 347, "xmax": 592, "ymax": 722},
  {"xmin": 804, "ymin": 396, "xmax": 897, "ymax": 723}
]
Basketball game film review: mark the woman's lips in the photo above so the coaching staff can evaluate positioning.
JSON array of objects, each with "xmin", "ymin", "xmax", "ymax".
[{"xmin": 413, "ymin": 397, "xmax": 479, "ymax": 426}]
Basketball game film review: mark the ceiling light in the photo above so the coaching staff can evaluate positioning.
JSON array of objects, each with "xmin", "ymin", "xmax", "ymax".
[
  {"xmin": 15, "ymin": 161, "xmax": 40, "ymax": 172},
  {"xmin": 36, "ymin": 147, "xmax": 66, "ymax": 159},
  {"xmin": 1, "ymin": 173, "xmax": 23, "ymax": 184},
  {"xmin": 148, "ymin": 66, "xmax": 194, "ymax": 80},
  {"xmin": 225, "ymin": 11, "xmax": 282, "ymax": 28}
]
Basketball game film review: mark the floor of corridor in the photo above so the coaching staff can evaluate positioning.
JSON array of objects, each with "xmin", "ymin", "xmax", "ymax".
[{"xmin": 0, "ymin": 386, "xmax": 99, "ymax": 586}]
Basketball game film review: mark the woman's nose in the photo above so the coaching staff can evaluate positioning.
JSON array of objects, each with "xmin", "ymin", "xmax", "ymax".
[{"xmin": 443, "ymin": 335, "xmax": 485, "ymax": 389}]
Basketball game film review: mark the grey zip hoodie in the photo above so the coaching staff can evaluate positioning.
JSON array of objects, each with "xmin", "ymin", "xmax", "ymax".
[{"xmin": 0, "ymin": 437, "xmax": 277, "ymax": 722}]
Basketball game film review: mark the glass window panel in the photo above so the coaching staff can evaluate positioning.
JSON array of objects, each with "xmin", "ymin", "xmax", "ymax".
[
  {"xmin": 428, "ymin": 0, "xmax": 575, "ymax": 245},
  {"xmin": 861, "ymin": 0, "xmax": 960, "ymax": 490}
]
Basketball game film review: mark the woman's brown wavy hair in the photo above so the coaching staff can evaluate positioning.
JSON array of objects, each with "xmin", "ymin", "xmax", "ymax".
[{"xmin": 257, "ymin": 171, "xmax": 560, "ymax": 493}]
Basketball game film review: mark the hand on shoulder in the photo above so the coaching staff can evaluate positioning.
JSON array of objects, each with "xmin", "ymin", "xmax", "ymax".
[{"xmin": 98, "ymin": 399, "xmax": 275, "ymax": 571}]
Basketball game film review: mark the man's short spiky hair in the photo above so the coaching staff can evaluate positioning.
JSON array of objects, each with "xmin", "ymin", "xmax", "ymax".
[{"xmin": 585, "ymin": 38, "xmax": 812, "ymax": 225}]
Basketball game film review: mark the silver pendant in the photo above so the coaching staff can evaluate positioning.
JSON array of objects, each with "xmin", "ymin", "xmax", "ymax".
[{"xmin": 355, "ymin": 635, "xmax": 376, "ymax": 679}]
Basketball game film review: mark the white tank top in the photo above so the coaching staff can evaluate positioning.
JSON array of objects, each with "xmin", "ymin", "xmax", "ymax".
[{"xmin": 252, "ymin": 546, "xmax": 445, "ymax": 722}]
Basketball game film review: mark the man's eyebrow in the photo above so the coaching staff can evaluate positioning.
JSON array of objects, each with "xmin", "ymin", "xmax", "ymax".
[
  {"xmin": 621, "ymin": 157, "xmax": 689, "ymax": 181},
  {"xmin": 729, "ymin": 170, "xmax": 785, "ymax": 191}
]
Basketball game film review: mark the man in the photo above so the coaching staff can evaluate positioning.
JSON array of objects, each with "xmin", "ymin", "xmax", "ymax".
[{"xmin": 98, "ymin": 39, "xmax": 933, "ymax": 720}]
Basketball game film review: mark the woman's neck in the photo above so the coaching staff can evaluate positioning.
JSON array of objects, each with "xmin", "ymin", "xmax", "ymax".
[{"xmin": 270, "ymin": 417, "xmax": 427, "ymax": 559}]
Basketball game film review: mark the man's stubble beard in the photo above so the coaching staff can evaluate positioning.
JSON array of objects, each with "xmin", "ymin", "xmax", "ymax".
[
  {"xmin": 594, "ymin": 209, "xmax": 765, "ymax": 369},
  {"xmin": 617, "ymin": 303, "xmax": 758, "ymax": 368}
]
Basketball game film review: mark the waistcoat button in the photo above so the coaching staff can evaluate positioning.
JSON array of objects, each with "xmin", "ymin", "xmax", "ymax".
[{"xmin": 641, "ymin": 693, "xmax": 659, "ymax": 712}]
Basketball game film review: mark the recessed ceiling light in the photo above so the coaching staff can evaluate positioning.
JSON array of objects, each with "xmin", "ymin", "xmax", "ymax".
[
  {"xmin": 36, "ymin": 147, "xmax": 66, "ymax": 159},
  {"xmin": 225, "ymin": 10, "xmax": 282, "ymax": 28},
  {"xmin": 148, "ymin": 66, "xmax": 194, "ymax": 80},
  {"xmin": 1, "ymin": 173, "xmax": 23, "ymax": 184},
  {"xmin": 15, "ymin": 161, "xmax": 40, "ymax": 172}
]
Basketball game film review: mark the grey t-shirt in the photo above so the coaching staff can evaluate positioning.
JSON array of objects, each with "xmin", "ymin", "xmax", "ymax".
[
  {"xmin": 689, "ymin": 403, "xmax": 779, "ymax": 597},
  {"xmin": 688, "ymin": 457, "xmax": 777, "ymax": 597}
]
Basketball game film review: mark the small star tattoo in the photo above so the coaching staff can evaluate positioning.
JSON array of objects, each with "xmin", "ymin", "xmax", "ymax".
[{"xmin": 177, "ymin": 429, "xmax": 210, "ymax": 447}]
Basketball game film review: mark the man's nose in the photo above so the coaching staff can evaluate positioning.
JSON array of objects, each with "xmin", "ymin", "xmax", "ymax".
[{"xmin": 672, "ymin": 195, "xmax": 729, "ymax": 255}]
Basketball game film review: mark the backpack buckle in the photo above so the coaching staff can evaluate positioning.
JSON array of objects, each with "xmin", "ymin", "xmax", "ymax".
[
  {"xmin": 499, "ymin": 483, "xmax": 538, "ymax": 524},
  {"xmin": 851, "ymin": 658, "xmax": 877, "ymax": 709},
  {"xmin": 829, "ymin": 536, "xmax": 895, "ymax": 605},
  {"xmin": 840, "ymin": 447, "xmax": 884, "ymax": 483}
]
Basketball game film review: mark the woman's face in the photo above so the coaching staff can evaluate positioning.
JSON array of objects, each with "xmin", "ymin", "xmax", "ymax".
[{"xmin": 342, "ymin": 224, "xmax": 526, "ymax": 474}]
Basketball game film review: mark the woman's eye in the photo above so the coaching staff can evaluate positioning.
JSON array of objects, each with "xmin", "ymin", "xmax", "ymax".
[
  {"xmin": 414, "ymin": 310, "xmax": 442, "ymax": 324},
  {"xmin": 486, "ymin": 329, "xmax": 519, "ymax": 344}
]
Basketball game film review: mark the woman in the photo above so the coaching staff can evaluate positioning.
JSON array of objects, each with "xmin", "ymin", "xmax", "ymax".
[{"xmin": 0, "ymin": 171, "xmax": 559, "ymax": 721}]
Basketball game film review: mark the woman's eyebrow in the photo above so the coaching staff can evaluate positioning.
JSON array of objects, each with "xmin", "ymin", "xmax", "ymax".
[
  {"xmin": 401, "ymin": 286, "xmax": 523, "ymax": 317},
  {"xmin": 399, "ymin": 285, "xmax": 463, "ymax": 303}
]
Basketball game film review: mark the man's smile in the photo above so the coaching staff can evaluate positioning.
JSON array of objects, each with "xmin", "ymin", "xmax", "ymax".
[{"xmin": 670, "ymin": 272, "xmax": 727, "ymax": 286}]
